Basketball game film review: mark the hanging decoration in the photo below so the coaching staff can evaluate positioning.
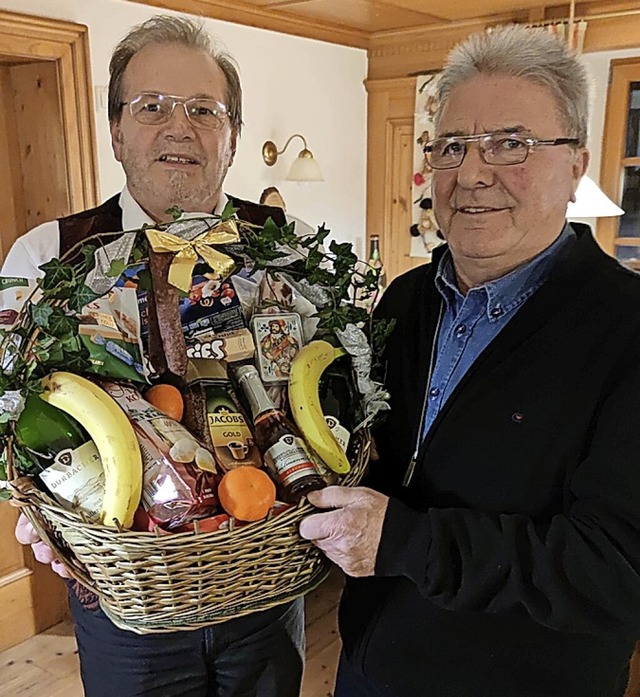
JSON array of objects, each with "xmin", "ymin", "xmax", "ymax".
[{"xmin": 411, "ymin": 72, "xmax": 444, "ymax": 259}]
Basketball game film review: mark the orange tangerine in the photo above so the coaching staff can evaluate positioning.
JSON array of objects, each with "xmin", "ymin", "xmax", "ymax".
[
  {"xmin": 144, "ymin": 384, "xmax": 184, "ymax": 421},
  {"xmin": 218, "ymin": 466, "xmax": 277, "ymax": 522}
]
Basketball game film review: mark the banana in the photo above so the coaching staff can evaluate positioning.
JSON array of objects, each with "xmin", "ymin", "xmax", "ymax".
[
  {"xmin": 40, "ymin": 372, "xmax": 142, "ymax": 529},
  {"xmin": 288, "ymin": 340, "xmax": 351, "ymax": 475}
]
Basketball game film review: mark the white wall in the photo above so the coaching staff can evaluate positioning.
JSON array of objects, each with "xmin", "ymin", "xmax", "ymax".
[{"xmin": 0, "ymin": 0, "xmax": 368, "ymax": 253}]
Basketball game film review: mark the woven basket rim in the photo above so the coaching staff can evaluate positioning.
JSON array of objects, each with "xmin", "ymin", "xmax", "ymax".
[{"xmin": 9, "ymin": 429, "xmax": 370, "ymax": 632}]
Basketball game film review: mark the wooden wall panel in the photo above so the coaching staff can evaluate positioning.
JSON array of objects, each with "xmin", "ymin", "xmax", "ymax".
[
  {"xmin": 0, "ymin": 10, "xmax": 99, "ymax": 216},
  {"xmin": 11, "ymin": 61, "xmax": 70, "ymax": 230},
  {"xmin": 0, "ymin": 505, "xmax": 28, "ymax": 578},
  {"xmin": 0, "ymin": 65, "xmax": 25, "ymax": 265},
  {"xmin": 0, "ymin": 504, "xmax": 68, "ymax": 654},
  {"xmin": 0, "ymin": 568, "xmax": 37, "ymax": 653},
  {"xmin": 0, "ymin": 10, "xmax": 96, "ymax": 651}
]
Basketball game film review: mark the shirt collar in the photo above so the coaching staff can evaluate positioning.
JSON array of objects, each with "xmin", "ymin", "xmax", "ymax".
[
  {"xmin": 435, "ymin": 223, "xmax": 576, "ymax": 322},
  {"xmin": 119, "ymin": 185, "xmax": 228, "ymax": 230}
]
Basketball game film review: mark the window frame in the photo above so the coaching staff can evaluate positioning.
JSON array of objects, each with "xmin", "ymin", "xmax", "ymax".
[{"xmin": 599, "ymin": 58, "xmax": 640, "ymax": 266}]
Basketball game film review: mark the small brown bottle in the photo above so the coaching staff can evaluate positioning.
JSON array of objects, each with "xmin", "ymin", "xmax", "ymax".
[{"xmin": 235, "ymin": 365, "xmax": 326, "ymax": 504}]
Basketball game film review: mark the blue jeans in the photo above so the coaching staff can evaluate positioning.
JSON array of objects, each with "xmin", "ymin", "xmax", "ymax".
[{"xmin": 69, "ymin": 590, "xmax": 304, "ymax": 697}]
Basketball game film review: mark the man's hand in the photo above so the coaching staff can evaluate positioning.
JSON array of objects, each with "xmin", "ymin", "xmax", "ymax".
[
  {"xmin": 299, "ymin": 486, "xmax": 389, "ymax": 577},
  {"xmin": 15, "ymin": 512, "xmax": 71, "ymax": 578}
]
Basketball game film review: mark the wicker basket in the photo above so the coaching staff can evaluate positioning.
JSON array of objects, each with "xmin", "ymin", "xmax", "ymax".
[{"xmin": 9, "ymin": 429, "xmax": 369, "ymax": 634}]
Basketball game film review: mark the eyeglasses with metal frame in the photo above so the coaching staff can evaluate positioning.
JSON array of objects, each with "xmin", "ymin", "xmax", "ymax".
[
  {"xmin": 120, "ymin": 92, "xmax": 229, "ymax": 131},
  {"xmin": 422, "ymin": 132, "xmax": 580, "ymax": 170}
]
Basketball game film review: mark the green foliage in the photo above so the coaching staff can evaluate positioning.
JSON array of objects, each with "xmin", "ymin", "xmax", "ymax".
[
  {"xmin": 237, "ymin": 219, "xmax": 385, "ymax": 349},
  {"xmin": 0, "ymin": 213, "xmax": 393, "ymax": 483},
  {"xmin": 166, "ymin": 206, "xmax": 184, "ymax": 221},
  {"xmin": 67, "ymin": 284, "xmax": 102, "ymax": 314},
  {"xmin": 106, "ymin": 258, "xmax": 127, "ymax": 278},
  {"xmin": 220, "ymin": 200, "xmax": 240, "ymax": 221}
]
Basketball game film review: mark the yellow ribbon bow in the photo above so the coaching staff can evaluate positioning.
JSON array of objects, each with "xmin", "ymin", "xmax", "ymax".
[{"xmin": 145, "ymin": 220, "xmax": 240, "ymax": 293}]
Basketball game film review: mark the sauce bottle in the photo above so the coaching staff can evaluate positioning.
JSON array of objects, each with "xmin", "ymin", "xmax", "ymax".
[{"xmin": 234, "ymin": 365, "xmax": 326, "ymax": 503}]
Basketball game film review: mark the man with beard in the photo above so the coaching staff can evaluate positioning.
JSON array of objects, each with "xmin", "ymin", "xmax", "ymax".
[
  {"xmin": 4, "ymin": 15, "xmax": 307, "ymax": 697},
  {"xmin": 301, "ymin": 24, "xmax": 640, "ymax": 697}
]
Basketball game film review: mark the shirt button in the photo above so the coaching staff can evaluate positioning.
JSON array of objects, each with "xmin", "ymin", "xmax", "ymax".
[
  {"xmin": 455, "ymin": 323, "xmax": 467, "ymax": 337},
  {"xmin": 490, "ymin": 305, "xmax": 504, "ymax": 318},
  {"xmin": 429, "ymin": 387, "xmax": 440, "ymax": 398}
]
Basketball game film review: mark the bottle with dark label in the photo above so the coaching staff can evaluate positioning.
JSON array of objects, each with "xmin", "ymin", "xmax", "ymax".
[{"xmin": 235, "ymin": 365, "xmax": 326, "ymax": 504}]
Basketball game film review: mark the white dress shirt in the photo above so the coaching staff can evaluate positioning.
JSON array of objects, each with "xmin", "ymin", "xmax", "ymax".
[{"xmin": 1, "ymin": 186, "xmax": 312, "ymax": 278}]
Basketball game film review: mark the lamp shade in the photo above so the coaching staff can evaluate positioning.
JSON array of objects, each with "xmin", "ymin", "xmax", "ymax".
[
  {"xmin": 262, "ymin": 135, "xmax": 324, "ymax": 183},
  {"xmin": 566, "ymin": 175, "xmax": 624, "ymax": 218},
  {"xmin": 286, "ymin": 150, "xmax": 324, "ymax": 182}
]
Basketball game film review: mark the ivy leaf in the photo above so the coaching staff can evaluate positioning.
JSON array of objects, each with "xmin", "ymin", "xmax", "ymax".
[
  {"xmin": 38, "ymin": 259, "xmax": 74, "ymax": 290},
  {"xmin": 30, "ymin": 304, "xmax": 54, "ymax": 328},
  {"xmin": 61, "ymin": 349, "xmax": 91, "ymax": 374},
  {"xmin": 106, "ymin": 258, "xmax": 127, "ymax": 278},
  {"xmin": 46, "ymin": 308, "xmax": 80, "ymax": 339},
  {"xmin": 166, "ymin": 206, "xmax": 184, "ymax": 221},
  {"xmin": 220, "ymin": 200, "xmax": 240, "ymax": 221},
  {"xmin": 80, "ymin": 244, "xmax": 97, "ymax": 273},
  {"xmin": 67, "ymin": 284, "xmax": 102, "ymax": 313}
]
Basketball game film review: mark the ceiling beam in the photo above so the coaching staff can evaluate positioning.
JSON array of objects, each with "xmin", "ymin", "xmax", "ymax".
[{"xmin": 125, "ymin": 0, "xmax": 370, "ymax": 49}]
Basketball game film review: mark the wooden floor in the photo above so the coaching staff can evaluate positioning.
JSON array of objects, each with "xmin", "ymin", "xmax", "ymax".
[{"xmin": 0, "ymin": 568, "xmax": 344, "ymax": 697}]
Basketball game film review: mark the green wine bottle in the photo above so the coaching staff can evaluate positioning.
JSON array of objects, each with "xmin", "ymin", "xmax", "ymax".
[
  {"xmin": 15, "ymin": 394, "xmax": 88, "ymax": 471},
  {"xmin": 318, "ymin": 356, "xmax": 357, "ymax": 454}
]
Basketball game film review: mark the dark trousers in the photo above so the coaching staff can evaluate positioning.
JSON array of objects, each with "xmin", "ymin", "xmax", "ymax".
[
  {"xmin": 334, "ymin": 652, "xmax": 394, "ymax": 697},
  {"xmin": 69, "ymin": 590, "xmax": 304, "ymax": 697}
]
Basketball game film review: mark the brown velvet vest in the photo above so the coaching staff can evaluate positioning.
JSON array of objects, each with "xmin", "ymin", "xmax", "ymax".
[{"xmin": 57, "ymin": 192, "xmax": 288, "ymax": 255}]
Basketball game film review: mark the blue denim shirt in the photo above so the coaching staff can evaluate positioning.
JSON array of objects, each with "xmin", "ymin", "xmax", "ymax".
[{"xmin": 423, "ymin": 224, "xmax": 576, "ymax": 437}]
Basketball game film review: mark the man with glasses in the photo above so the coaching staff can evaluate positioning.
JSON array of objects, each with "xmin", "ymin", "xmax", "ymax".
[
  {"xmin": 3, "ymin": 15, "xmax": 307, "ymax": 697},
  {"xmin": 301, "ymin": 24, "xmax": 640, "ymax": 697}
]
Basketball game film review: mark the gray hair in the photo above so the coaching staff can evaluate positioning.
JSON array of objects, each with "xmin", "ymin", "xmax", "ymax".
[
  {"xmin": 108, "ymin": 15, "xmax": 243, "ymax": 133},
  {"xmin": 435, "ymin": 25, "xmax": 589, "ymax": 146}
]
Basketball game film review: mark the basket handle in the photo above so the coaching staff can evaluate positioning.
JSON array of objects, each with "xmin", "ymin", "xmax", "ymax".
[{"xmin": 9, "ymin": 477, "xmax": 100, "ymax": 593}]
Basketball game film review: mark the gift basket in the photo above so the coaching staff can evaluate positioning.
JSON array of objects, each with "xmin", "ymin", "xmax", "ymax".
[{"xmin": 0, "ymin": 205, "xmax": 393, "ymax": 633}]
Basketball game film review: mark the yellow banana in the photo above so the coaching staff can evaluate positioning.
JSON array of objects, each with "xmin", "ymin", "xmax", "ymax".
[
  {"xmin": 288, "ymin": 340, "xmax": 351, "ymax": 475},
  {"xmin": 40, "ymin": 372, "xmax": 142, "ymax": 529}
]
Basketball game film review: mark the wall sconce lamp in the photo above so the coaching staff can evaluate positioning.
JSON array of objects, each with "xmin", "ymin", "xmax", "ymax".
[
  {"xmin": 566, "ymin": 175, "xmax": 624, "ymax": 219},
  {"xmin": 261, "ymin": 134, "xmax": 324, "ymax": 182}
]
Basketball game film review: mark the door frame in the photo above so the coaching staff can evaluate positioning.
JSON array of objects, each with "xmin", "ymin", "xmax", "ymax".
[
  {"xmin": 0, "ymin": 9, "xmax": 99, "ymax": 651},
  {"xmin": 0, "ymin": 9, "xmax": 99, "ymax": 213}
]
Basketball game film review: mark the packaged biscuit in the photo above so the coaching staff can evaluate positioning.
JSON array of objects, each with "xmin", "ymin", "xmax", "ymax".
[
  {"xmin": 78, "ymin": 287, "xmax": 147, "ymax": 382},
  {"xmin": 101, "ymin": 381, "xmax": 221, "ymax": 530},
  {"xmin": 179, "ymin": 270, "xmax": 247, "ymax": 345},
  {"xmin": 185, "ymin": 327, "xmax": 255, "ymax": 363}
]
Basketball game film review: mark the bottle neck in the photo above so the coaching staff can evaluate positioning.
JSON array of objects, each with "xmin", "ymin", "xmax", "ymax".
[
  {"xmin": 238, "ymin": 368, "xmax": 277, "ymax": 420},
  {"xmin": 369, "ymin": 237, "xmax": 381, "ymax": 262}
]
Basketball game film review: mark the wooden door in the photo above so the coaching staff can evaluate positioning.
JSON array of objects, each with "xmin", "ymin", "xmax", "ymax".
[
  {"xmin": 0, "ymin": 9, "xmax": 99, "ymax": 651},
  {"xmin": 384, "ymin": 119, "xmax": 426, "ymax": 281},
  {"xmin": 366, "ymin": 76, "xmax": 428, "ymax": 284}
]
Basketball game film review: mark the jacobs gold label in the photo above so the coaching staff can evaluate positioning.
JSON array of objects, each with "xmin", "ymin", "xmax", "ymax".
[{"xmin": 205, "ymin": 384, "xmax": 262, "ymax": 471}]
